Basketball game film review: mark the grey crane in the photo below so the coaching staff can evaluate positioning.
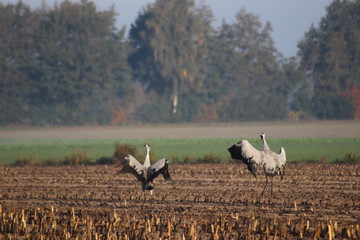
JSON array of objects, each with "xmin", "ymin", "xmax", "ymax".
[
  {"xmin": 115, "ymin": 143, "xmax": 172, "ymax": 198},
  {"xmin": 228, "ymin": 133, "xmax": 286, "ymax": 197},
  {"xmin": 260, "ymin": 133, "xmax": 286, "ymax": 178}
]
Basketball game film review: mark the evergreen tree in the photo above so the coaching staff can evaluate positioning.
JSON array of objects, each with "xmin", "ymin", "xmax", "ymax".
[
  {"xmin": 0, "ymin": 0, "xmax": 133, "ymax": 126},
  {"xmin": 298, "ymin": 0, "xmax": 360, "ymax": 119},
  {"xmin": 208, "ymin": 9, "xmax": 288, "ymax": 121},
  {"xmin": 0, "ymin": 2, "xmax": 35, "ymax": 125},
  {"xmin": 33, "ymin": 0, "xmax": 130, "ymax": 125},
  {"xmin": 283, "ymin": 58, "xmax": 312, "ymax": 119}
]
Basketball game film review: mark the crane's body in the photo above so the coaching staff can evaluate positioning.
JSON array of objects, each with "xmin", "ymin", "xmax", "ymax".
[
  {"xmin": 228, "ymin": 133, "xmax": 286, "ymax": 197},
  {"xmin": 115, "ymin": 143, "xmax": 172, "ymax": 198}
]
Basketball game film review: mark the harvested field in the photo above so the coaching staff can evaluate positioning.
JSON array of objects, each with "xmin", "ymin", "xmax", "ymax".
[
  {"xmin": 1, "ymin": 121, "xmax": 360, "ymax": 139},
  {"xmin": 0, "ymin": 163, "xmax": 359, "ymax": 239}
]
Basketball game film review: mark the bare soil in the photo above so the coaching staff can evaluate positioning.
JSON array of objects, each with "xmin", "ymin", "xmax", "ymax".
[{"xmin": 0, "ymin": 163, "xmax": 359, "ymax": 239}]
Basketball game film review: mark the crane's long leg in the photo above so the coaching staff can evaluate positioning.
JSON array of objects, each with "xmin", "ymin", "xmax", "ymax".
[
  {"xmin": 141, "ymin": 191, "xmax": 146, "ymax": 209},
  {"xmin": 270, "ymin": 177, "xmax": 274, "ymax": 197},
  {"xmin": 259, "ymin": 176, "xmax": 268, "ymax": 198},
  {"xmin": 150, "ymin": 189, "xmax": 154, "ymax": 205},
  {"xmin": 150, "ymin": 189, "xmax": 155, "ymax": 208}
]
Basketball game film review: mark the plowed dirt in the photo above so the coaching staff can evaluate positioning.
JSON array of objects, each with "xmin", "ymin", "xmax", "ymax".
[{"xmin": 0, "ymin": 163, "xmax": 359, "ymax": 239}]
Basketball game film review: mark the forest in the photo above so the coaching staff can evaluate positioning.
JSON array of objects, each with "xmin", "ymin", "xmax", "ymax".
[{"xmin": 0, "ymin": 0, "xmax": 359, "ymax": 126}]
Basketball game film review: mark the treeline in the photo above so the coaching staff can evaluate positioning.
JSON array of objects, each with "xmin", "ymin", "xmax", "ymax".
[{"xmin": 0, "ymin": 0, "xmax": 359, "ymax": 126}]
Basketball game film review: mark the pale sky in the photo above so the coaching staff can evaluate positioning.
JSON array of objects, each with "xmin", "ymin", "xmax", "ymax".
[{"xmin": 1, "ymin": 0, "xmax": 332, "ymax": 57}]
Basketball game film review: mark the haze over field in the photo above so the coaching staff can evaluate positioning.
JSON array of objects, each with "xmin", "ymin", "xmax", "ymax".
[
  {"xmin": 1, "ymin": 121, "xmax": 359, "ymax": 139},
  {"xmin": 1, "ymin": 1, "xmax": 358, "ymax": 125}
]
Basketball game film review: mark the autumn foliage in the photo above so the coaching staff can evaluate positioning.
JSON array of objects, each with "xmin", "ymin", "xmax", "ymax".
[
  {"xmin": 110, "ymin": 107, "xmax": 129, "ymax": 125},
  {"xmin": 340, "ymin": 86, "xmax": 360, "ymax": 120}
]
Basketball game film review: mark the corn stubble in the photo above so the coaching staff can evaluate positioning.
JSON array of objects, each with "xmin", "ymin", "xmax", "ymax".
[
  {"xmin": 0, "ymin": 206, "xmax": 359, "ymax": 239},
  {"xmin": 0, "ymin": 163, "xmax": 359, "ymax": 239}
]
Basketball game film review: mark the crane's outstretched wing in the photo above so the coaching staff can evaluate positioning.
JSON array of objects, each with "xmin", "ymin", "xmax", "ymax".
[
  {"xmin": 277, "ymin": 147, "xmax": 286, "ymax": 179},
  {"xmin": 228, "ymin": 140, "xmax": 262, "ymax": 178},
  {"xmin": 147, "ymin": 158, "xmax": 172, "ymax": 182},
  {"xmin": 115, "ymin": 154, "xmax": 146, "ymax": 182}
]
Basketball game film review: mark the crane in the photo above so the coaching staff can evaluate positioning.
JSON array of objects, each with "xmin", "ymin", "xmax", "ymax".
[
  {"xmin": 115, "ymin": 143, "xmax": 172, "ymax": 199},
  {"xmin": 228, "ymin": 133, "xmax": 286, "ymax": 198},
  {"xmin": 261, "ymin": 133, "xmax": 286, "ymax": 178}
]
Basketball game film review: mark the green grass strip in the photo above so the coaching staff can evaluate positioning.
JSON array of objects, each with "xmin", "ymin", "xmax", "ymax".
[{"xmin": 0, "ymin": 138, "xmax": 359, "ymax": 165}]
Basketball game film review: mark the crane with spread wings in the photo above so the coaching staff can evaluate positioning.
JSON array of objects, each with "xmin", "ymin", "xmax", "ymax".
[
  {"xmin": 228, "ymin": 133, "xmax": 286, "ymax": 197},
  {"xmin": 115, "ymin": 143, "xmax": 172, "ymax": 198}
]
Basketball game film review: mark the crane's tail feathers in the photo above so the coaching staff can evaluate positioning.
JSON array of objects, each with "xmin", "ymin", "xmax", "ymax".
[
  {"xmin": 164, "ymin": 175, "xmax": 172, "ymax": 181},
  {"xmin": 247, "ymin": 161, "xmax": 257, "ymax": 179},
  {"xmin": 280, "ymin": 166, "xmax": 285, "ymax": 181},
  {"xmin": 114, "ymin": 169, "xmax": 126, "ymax": 176},
  {"xmin": 144, "ymin": 182, "xmax": 154, "ymax": 190}
]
